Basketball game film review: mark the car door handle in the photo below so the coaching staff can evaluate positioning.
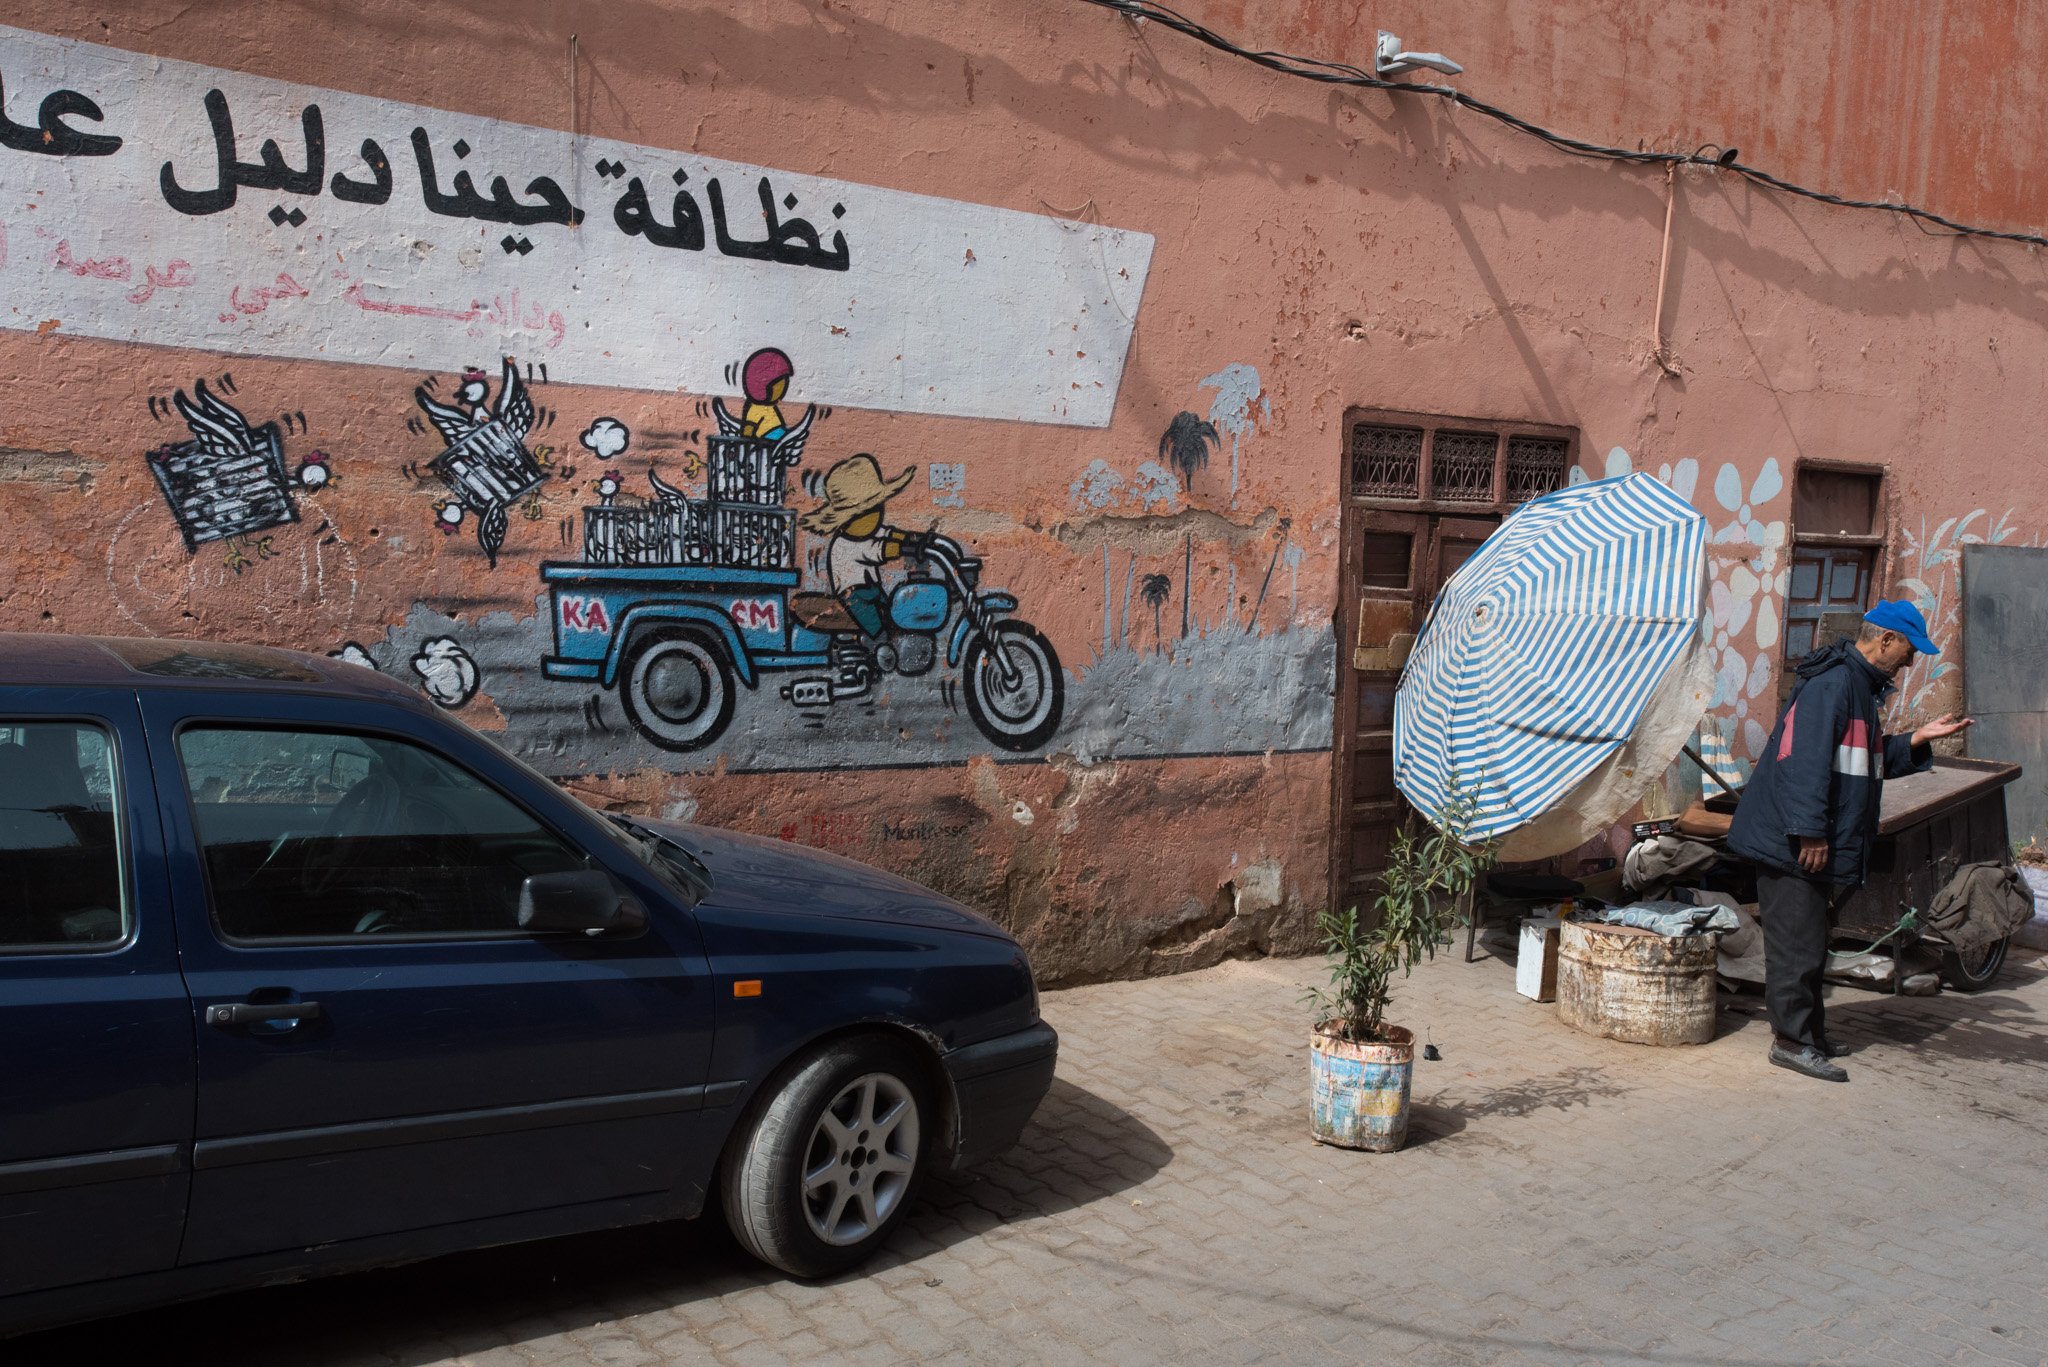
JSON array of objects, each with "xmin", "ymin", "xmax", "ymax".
[{"xmin": 205, "ymin": 1001, "xmax": 324, "ymax": 1030}]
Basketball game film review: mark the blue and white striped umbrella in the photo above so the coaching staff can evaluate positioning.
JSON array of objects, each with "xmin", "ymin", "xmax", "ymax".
[{"xmin": 1394, "ymin": 472, "xmax": 1707, "ymax": 842}]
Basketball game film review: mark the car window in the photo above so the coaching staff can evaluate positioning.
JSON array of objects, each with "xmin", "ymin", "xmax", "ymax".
[
  {"xmin": 0, "ymin": 721, "xmax": 129, "ymax": 951},
  {"xmin": 178, "ymin": 726, "xmax": 590, "ymax": 942}
]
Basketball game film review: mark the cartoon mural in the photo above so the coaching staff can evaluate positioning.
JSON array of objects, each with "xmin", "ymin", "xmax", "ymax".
[
  {"xmin": 325, "ymin": 634, "xmax": 481, "ymax": 711},
  {"xmin": 411, "ymin": 636, "xmax": 480, "ymax": 708},
  {"xmin": 144, "ymin": 375, "xmax": 333, "ymax": 571},
  {"xmin": 411, "ymin": 358, "xmax": 553, "ymax": 568},
  {"xmin": 535, "ymin": 350, "xmax": 1066, "ymax": 755}
]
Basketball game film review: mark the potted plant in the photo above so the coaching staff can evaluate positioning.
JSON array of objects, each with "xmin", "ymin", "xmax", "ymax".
[{"xmin": 1307, "ymin": 795, "xmax": 1493, "ymax": 1152}]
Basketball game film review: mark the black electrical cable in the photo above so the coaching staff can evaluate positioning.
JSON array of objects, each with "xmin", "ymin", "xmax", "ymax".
[{"xmin": 1078, "ymin": 0, "xmax": 2048, "ymax": 251}]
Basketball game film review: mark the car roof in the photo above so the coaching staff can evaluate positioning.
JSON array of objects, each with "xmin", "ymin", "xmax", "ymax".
[{"xmin": 0, "ymin": 632, "xmax": 428, "ymax": 705}]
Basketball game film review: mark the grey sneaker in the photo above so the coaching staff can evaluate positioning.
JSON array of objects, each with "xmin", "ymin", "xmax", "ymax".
[{"xmin": 1770, "ymin": 1042, "xmax": 1848, "ymax": 1082}]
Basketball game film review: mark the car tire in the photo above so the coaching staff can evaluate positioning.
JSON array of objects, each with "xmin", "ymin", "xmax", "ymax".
[{"xmin": 721, "ymin": 1037, "xmax": 933, "ymax": 1279}]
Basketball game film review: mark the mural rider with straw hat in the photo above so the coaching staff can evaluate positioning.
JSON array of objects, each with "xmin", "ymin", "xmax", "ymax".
[{"xmin": 801, "ymin": 454, "xmax": 927, "ymax": 639}]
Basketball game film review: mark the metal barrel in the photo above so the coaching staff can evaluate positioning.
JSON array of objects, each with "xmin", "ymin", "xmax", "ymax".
[
  {"xmin": 1309, "ymin": 1025, "xmax": 1414, "ymax": 1151},
  {"xmin": 1556, "ymin": 918, "xmax": 1718, "ymax": 1046}
]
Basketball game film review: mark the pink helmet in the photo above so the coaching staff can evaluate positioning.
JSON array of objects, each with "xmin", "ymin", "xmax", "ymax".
[{"xmin": 741, "ymin": 347, "xmax": 794, "ymax": 402}]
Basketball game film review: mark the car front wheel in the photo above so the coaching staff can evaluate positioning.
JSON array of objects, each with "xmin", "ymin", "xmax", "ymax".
[{"xmin": 721, "ymin": 1038, "xmax": 932, "ymax": 1278}]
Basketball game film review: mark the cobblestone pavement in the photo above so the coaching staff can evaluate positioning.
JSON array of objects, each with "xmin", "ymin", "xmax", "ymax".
[{"xmin": 21, "ymin": 946, "xmax": 2048, "ymax": 1366}]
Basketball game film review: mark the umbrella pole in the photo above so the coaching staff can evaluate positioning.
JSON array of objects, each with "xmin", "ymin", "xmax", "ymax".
[{"xmin": 1681, "ymin": 744, "xmax": 1737, "ymax": 795}]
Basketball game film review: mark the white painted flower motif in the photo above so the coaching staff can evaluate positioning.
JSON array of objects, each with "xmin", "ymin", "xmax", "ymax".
[{"xmin": 1572, "ymin": 449, "xmax": 1791, "ymax": 758}]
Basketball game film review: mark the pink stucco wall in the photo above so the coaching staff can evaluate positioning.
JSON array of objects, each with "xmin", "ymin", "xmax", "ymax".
[{"xmin": 4, "ymin": 1, "xmax": 2044, "ymax": 978}]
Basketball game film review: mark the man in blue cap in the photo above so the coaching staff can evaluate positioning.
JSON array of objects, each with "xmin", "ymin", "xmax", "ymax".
[{"xmin": 1727, "ymin": 599, "xmax": 1972, "ymax": 1082}]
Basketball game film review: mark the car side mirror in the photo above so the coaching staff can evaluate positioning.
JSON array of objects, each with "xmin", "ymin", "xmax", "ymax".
[{"xmin": 517, "ymin": 870, "xmax": 648, "ymax": 936}]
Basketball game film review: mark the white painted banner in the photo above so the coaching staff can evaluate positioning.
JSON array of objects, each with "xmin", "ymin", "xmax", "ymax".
[{"xmin": 0, "ymin": 25, "xmax": 1152, "ymax": 426}]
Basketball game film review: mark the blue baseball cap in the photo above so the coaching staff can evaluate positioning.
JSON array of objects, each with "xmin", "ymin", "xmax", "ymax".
[{"xmin": 1864, "ymin": 599, "xmax": 1939, "ymax": 656}]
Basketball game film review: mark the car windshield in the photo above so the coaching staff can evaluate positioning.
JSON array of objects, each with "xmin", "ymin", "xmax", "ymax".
[{"xmin": 604, "ymin": 813, "xmax": 715, "ymax": 904}]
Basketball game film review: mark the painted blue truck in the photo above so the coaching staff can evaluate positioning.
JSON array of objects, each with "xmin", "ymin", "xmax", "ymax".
[{"xmin": 539, "ymin": 530, "xmax": 1063, "ymax": 754}]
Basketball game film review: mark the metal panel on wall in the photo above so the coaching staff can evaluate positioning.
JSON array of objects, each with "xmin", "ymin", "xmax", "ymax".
[{"xmin": 1963, "ymin": 544, "xmax": 2048, "ymax": 845}]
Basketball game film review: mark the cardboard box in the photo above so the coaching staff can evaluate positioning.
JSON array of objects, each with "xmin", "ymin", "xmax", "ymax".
[{"xmin": 1517, "ymin": 916, "xmax": 1561, "ymax": 1002}]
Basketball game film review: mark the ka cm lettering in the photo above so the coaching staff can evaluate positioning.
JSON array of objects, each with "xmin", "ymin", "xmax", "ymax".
[
  {"xmin": 561, "ymin": 596, "xmax": 612, "ymax": 633},
  {"xmin": 730, "ymin": 598, "xmax": 780, "ymax": 631}
]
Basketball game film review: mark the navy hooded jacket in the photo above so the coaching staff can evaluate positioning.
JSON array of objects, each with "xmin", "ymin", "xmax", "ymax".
[{"xmin": 1726, "ymin": 639, "xmax": 1932, "ymax": 886}]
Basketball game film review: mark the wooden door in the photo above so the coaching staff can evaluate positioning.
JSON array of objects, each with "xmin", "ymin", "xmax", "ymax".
[
  {"xmin": 1332, "ymin": 512, "xmax": 1499, "ymax": 917},
  {"xmin": 1430, "ymin": 518, "xmax": 1498, "ymax": 598}
]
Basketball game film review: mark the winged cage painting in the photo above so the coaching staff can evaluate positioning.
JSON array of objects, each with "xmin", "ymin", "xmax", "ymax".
[
  {"xmin": 415, "ymin": 357, "xmax": 549, "ymax": 568},
  {"xmin": 146, "ymin": 380, "xmax": 308, "ymax": 568}
]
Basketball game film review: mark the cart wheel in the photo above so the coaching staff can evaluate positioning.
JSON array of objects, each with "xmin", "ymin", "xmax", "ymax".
[
  {"xmin": 621, "ymin": 629, "xmax": 736, "ymax": 752},
  {"xmin": 1938, "ymin": 935, "xmax": 2010, "ymax": 993}
]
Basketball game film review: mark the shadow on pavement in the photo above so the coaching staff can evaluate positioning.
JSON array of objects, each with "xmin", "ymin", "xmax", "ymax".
[
  {"xmin": 8, "ymin": 1076, "xmax": 1166, "ymax": 1367},
  {"xmin": 1829, "ymin": 982, "xmax": 2046, "ymax": 1065}
]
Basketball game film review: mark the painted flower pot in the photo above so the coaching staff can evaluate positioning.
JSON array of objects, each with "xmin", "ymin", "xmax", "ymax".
[{"xmin": 1308, "ymin": 1023, "xmax": 1414, "ymax": 1152}]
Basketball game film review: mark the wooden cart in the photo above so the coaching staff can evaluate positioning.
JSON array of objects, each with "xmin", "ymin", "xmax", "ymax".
[{"xmin": 1834, "ymin": 756, "xmax": 2024, "ymax": 991}]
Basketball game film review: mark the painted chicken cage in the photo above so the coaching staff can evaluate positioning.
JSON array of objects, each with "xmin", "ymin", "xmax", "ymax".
[
  {"xmin": 579, "ymin": 497, "xmax": 794, "ymax": 571},
  {"xmin": 146, "ymin": 432, "xmax": 299, "ymax": 551},
  {"xmin": 429, "ymin": 423, "xmax": 548, "ymax": 510},
  {"xmin": 582, "ymin": 501, "xmax": 711, "ymax": 566},
  {"xmin": 711, "ymin": 503, "xmax": 798, "ymax": 569},
  {"xmin": 707, "ymin": 434, "xmax": 794, "ymax": 506}
]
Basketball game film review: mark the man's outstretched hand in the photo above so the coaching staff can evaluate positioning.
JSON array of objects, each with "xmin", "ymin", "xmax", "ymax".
[
  {"xmin": 1911, "ymin": 714, "xmax": 1974, "ymax": 746},
  {"xmin": 1795, "ymin": 836, "xmax": 1830, "ymax": 875}
]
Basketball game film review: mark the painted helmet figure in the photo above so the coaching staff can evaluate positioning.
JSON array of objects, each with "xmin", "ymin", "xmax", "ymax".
[
  {"xmin": 434, "ymin": 499, "xmax": 465, "ymax": 534},
  {"xmin": 297, "ymin": 450, "xmax": 331, "ymax": 489},
  {"xmin": 740, "ymin": 347, "xmax": 795, "ymax": 440},
  {"xmin": 597, "ymin": 469, "xmax": 622, "ymax": 504},
  {"xmin": 457, "ymin": 368, "xmax": 490, "ymax": 412}
]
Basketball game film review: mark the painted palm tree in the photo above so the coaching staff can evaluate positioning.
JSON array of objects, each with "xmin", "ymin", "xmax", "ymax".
[
  {"xmin": 1159, "ymin": 411, "xmax": 1220, "ymax": 487},
  {"xmin": 1140, "ymin": 573, "xmax": 1173, "ymax": 653}
]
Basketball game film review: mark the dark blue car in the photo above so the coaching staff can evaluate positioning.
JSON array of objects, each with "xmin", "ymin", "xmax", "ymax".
[{"xmin": 0, "ymin": 633, "xmax": 1055, "ymax": 1336}]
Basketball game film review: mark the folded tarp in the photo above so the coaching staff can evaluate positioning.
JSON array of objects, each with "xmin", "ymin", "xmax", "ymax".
[{"xmin": 1579, "ymin": 900, "xmax": 1740, "ymax": 937}]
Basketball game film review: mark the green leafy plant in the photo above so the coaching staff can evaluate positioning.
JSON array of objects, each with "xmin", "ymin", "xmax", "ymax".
[{"xmin": 1308, "ymin": 790, "xmax": 1496, "ymax": 1043}]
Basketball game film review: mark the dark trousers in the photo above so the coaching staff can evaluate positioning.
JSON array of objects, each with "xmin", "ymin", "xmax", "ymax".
[{"xmin": 1757, "ymin": 869, "xmax": 1846, "ymax": 1049}]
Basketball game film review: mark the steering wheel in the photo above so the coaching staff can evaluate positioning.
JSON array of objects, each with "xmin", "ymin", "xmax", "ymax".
[
  {"xmin": 352, "ymin": 887, "xmax": 434, "ymax": 936},
  {"xmin": 304, "ymin": 771, "xmax": 402, "ymax": 897}
]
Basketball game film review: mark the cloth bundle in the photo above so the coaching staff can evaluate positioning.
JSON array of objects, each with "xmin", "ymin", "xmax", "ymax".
[
  {"xmin": 1622, "ymin": 835, "xmax": 1721, "ymax": 900},
  {"xmin": 1922, "ymin": 862, "xmax": 2036, "ymax": 956},
  {"xmin": 1579, "ymin": 899, "xmax": 1740, "ymax": 937}
]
